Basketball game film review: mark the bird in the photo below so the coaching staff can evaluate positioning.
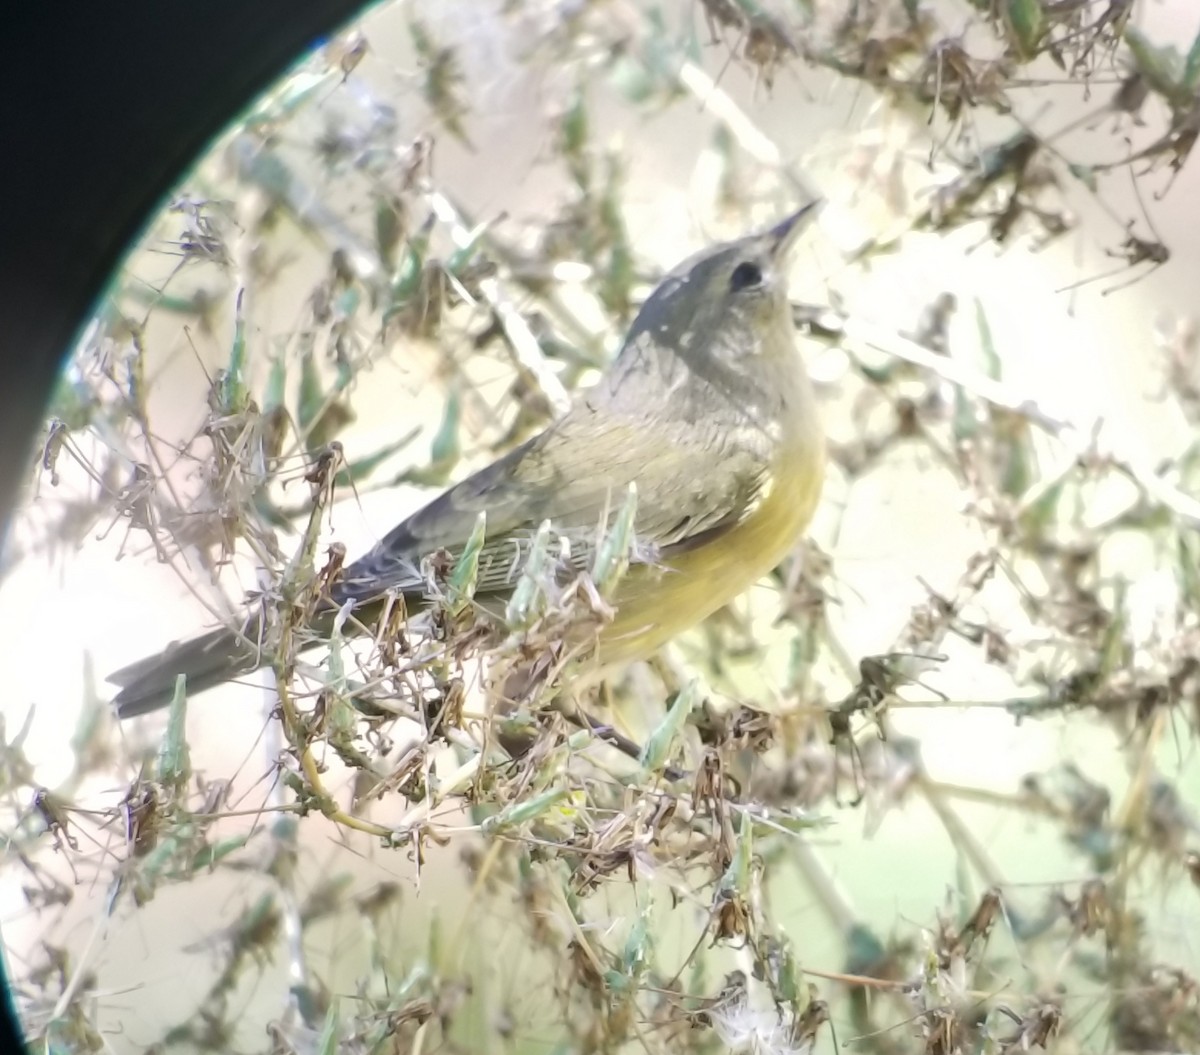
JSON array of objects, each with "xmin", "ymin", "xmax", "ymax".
[{"xmin": 108, "ymin": 202, "xmax": 826, "ymax": 718}]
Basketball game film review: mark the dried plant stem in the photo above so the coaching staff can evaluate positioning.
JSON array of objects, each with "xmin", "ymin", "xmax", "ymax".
[
  {"xmin": 396, "ymin": 752, "xmax": 482, "ymax": 835},
  {"xmin": 613, "ymin": 0, "xmax": 826, "ymax": 219},
  {"xmin": 274, "ymin": 675, "xmax": 397, "ymax": 840},
  {"xmin": 13, "ymin": 6, "xmax": 1200, "ymax": 1053},
  {"xmin": 834, "ymin": 311, "xmax": 1200, "ymax": 525},
  {"xmin": 426, "ymin": 189, "xmax": 572, "ymax": 416},
  {"xmin": 226, "ymin": 132, "xmax": 385, "ymax": 288},
  {"xmin": 791, "ymin": 838, "xmax": 858, "ymax": 934}
]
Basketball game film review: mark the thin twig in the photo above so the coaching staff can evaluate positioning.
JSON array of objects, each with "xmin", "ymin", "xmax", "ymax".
[
  {"xmin": 426, "ymin": 190, "xmax": 572, "ymax": 416},
  {"xmin": 818, "ymin": 307, "xmax": 1200, "ymax": 527}
]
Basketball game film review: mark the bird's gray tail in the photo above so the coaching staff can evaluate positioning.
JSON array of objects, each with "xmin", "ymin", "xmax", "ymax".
[{"xmin": 107, "ymin": 614, "xmax": 268, "ymax": 718}]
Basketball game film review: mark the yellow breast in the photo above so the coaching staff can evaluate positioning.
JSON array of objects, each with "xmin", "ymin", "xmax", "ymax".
[{"xmin": 593, "ymin": 429, "xmax": 825, "ymax": 669}]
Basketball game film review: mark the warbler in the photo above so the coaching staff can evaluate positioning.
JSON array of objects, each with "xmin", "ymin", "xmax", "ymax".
[{"xmin": 109, "ymin": 203, "xmax": 825, "ymax": 717}]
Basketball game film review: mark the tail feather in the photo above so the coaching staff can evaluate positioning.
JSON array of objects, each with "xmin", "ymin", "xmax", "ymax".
[
  {"xmin": 108, "ymin": 615, "xmax": 267, "ymax": 718},
  {"xmin": 109, "ymin": 563, "xmax": 425, "ymax": 718}
]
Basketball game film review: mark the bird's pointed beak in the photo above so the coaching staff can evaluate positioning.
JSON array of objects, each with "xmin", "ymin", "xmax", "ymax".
[{"xmin": 768, "ymin": 198, "xmax": 822, "ymax": 260}]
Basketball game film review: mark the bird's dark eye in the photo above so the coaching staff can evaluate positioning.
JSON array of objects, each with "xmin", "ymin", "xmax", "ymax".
[{"xmin": 729, "ymin": 261, "xmax": 763, "ymax": 292}]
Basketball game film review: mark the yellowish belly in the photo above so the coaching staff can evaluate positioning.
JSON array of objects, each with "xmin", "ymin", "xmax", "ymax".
[{"xmin": 593, "ymin": 438, "xmax": 824, "ymax": 668}]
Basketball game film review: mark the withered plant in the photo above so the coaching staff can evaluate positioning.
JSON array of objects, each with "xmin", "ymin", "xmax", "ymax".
[{"xmin": 4, "ymin": 2, "xmax": 1200, "ymax": 1053}]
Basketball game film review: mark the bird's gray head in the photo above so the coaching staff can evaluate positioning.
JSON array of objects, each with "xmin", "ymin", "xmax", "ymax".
[{"xmin": 615, "ymin": 201, "xmax": 820, "ymax": 374}]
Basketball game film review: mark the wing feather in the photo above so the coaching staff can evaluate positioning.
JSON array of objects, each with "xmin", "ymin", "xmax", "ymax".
[{"xmin": 333, "ymin": 405, "xmax": 769, "ymax": 606}]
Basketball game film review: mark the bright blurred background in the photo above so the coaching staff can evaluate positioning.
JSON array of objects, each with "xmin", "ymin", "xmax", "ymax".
[{"xmin": 2, "ymin": 1, "xmax": 1199, "ymax": 1052}]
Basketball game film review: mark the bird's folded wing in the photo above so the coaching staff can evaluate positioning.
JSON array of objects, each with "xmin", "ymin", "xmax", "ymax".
[
  {"xmin": 333, "ymin": 408, "xmax": 768, "ymax": 605},
  {"xmin": 105, "ymin": 409, "xmax": 768, "ymax": 715}
]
